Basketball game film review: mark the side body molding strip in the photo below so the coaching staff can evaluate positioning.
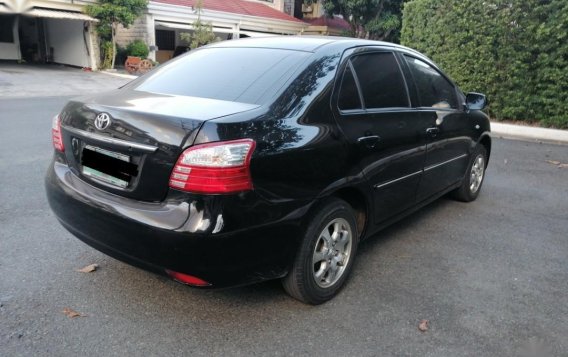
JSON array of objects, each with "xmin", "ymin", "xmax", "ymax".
[
  {"xmin": 374, "ymin": 154, "xmax": 469, "ymax": 189},
  {"xmin": 424, "ymin": 154, "xmax": 468, "ymax": 172}
]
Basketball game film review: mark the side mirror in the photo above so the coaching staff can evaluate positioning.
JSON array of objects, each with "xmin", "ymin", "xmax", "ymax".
[{"xmin": 465, "ymin": 92, "xmax": 487, "ymax": 111}]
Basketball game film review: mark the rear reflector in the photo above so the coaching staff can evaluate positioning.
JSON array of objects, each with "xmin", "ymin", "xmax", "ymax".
[
  {"xmin": 165, "ymin": 270, "xmax": 211, "ymax": 287},
  {"xmin": 169, "ymin": 139, "xmax": 255, "ymax": 194},
  {"xmin": 52, "ymin": 115, "xmax": 64, "ymax": 152}
]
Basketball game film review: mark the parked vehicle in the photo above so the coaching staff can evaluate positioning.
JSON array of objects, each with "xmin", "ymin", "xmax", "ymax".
[{"xmin": 45, "ymin": 37, "xmax": 491, "ymax": 304}]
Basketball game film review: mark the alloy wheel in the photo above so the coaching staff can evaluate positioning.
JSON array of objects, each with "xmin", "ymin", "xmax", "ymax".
[
  {"xmin": 469, "ymin": 154, "xmax": 485, "ymax": 194},
  {"xmin": 312, "ymin": 218, "xmax": 353, "ymax": 288}
]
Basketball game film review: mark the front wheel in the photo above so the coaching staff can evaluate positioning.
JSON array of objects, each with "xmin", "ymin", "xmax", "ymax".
[
  {"xmin": 282, "ymin": 198, "xmax": 359, "ymax": 305},
  {"xmin": 451, "ymin": 145, "xmax": 487, "ymax": 202}
]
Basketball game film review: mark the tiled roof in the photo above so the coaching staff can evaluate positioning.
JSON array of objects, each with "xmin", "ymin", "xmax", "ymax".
[
  {"xmin": 152, "ymin": 0, "xmax": 304, "ymax": 23},
  {"xmin": 306, "ymin": 15, "xmax": 351, "ymax": 31}
]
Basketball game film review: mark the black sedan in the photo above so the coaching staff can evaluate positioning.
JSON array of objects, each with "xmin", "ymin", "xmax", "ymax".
[{"xmin": 46, "ymin": 37, "xmax": 490, "ymax": 304}]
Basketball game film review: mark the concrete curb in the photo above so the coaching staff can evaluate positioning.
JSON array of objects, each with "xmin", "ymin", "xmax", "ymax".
[
  {"xmin": 490, "ymin": 122, "xmax": 568, "ymax": 144},
  {"xmin": 99, "ymin": 70, "xmax": 137, "ymax": 80}
]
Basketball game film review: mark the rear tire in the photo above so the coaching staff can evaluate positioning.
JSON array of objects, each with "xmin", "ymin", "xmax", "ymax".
[
  {"xmin": 282, "ymin": 198, "xmax": 359, "ymax": 305},
  {"xmin": 451, "ymin": 145, "xmax": 487, "ymax": 202}
]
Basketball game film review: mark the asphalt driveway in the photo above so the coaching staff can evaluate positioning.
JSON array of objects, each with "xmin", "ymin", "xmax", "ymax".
[{"xmin": 0, "ymin": 62, "xmax": 131, "ymax": 98}]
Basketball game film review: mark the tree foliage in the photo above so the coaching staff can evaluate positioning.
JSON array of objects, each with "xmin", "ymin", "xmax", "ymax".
[
  {"xmin": 101, "ymin": 41, "xmax": 114, "ymax": 69},
  {"xmin": 401, "ymin": 0, "xmax": 568, "ymax": 128},
  {"xmin": 86, "ymin": 0, "xmax": 148, "ymax": 69},
  {"xmin": 179, "ymin": 0, "xmax": 219, "ymax": 50},
  {"xmin": 307, "ymin": 0, "xmax": 404, "ymax": 42}
]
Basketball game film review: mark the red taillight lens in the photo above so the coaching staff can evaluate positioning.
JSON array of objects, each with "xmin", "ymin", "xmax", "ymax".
[
  {"xmin": 169, "ymin": 139, "xmax": 256, "ymax": 194},
  {"xmin": 165, "ymin": 270, "xmax": 211, "ymax": 287},
  {"xmin": 52, "ymin": 115, "xmax": 64, "ymax": 152}
]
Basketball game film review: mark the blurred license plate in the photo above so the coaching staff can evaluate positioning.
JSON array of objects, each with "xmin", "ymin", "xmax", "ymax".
[
  {"xmin": 81, "ymin": 145, "xmax": 132, "ymax": 188},
  {"xmin": 82, "ymin": 166, "xmax": 129, "ymax": 188}
]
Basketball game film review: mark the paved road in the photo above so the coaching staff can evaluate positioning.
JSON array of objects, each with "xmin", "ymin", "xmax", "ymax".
[
  {"xmin": 0, "ymin": 63, "xmax": 130, "ymax": 98},
  {"xmin": 1, "ymin": 96, "xmax": 567, "ymax": 357}
]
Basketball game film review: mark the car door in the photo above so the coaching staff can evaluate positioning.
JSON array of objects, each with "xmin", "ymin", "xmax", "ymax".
[
  {"xmin": 401, "ymin": 55, "xmax": 473, "ymax": 202},
  {"xmin": 332, "ymin": 48, "xmax": 432, "ymax": 223}
]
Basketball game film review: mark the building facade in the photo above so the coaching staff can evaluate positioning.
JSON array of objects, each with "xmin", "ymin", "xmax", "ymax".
[
  {"xmin": 115, "ymin": 0, "xmax": 308, "ymax": 64},
  {"xmin": 0, "ymin": 0, "xmax": 347, "ymax": 69},
  {"xmin": 0, "ymin": 0, "xmax": 99, "ymax": 68}
]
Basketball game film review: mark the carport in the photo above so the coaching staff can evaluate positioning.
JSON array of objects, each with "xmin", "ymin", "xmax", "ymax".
[
  {"xmin": 153, "ymin": 21, "xmax": 278, "ymax": 63},
  {"xmin": 0, "ymin": 6, "xmax": 99, "ymax": 69}
]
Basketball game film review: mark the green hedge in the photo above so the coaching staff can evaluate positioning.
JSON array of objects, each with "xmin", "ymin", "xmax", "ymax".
[{"xmin": 401, "ymin": 0, "xmax": 568, "ymax": 128}]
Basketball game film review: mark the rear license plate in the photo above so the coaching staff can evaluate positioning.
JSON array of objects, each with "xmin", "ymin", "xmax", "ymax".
[
  {"xmin": 81, "ymin": 145, "xmax": 138, "ymax": 188},
  {"xmin": 82, "ymin": 166, "xmax": 129, "ymax": 188}
]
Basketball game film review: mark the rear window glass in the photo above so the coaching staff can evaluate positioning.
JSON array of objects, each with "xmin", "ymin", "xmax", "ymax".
[{"xmin": 135, "ymin": 48, "xmax": 310, "ymax": 104}]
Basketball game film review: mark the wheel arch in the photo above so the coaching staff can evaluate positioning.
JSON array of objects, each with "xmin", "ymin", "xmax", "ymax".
[
  {"xmin": 327, "ymin": 186, "xmax": 370, "ymax": 240},
  {"xmin": 478, "ymin": 133, "xmax": 492, "ymax": 165}
]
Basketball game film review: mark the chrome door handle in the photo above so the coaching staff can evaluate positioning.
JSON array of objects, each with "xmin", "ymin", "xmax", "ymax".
[
  {"xmin": 357, "ymin": 135, "xmax": 380, "ymax": 148},
  {"xmin": 426, "ymin": 127, "xmax": 440, "ymax": 137}
]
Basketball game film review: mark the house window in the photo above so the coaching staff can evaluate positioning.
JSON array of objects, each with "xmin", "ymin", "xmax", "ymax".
[
  {"xmin": 283, "ymin": 0, "xmax": 294, "ymax": 15},
  {"xmin": 155, "ymin": 30, "xmax": 175, "ymax": 51},
  {"xmin": 0, "ymin": 15, "xmax": 15, "ymax": 43}
]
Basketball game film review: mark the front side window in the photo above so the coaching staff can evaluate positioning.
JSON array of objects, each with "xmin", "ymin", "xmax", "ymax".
[
  {"xmin": 405, "ymin": 56, "xmax": 458, "ymax": 109},
  {"xmin": 350, "ymin": 52, "xmax": 409, "ymax": 109}
]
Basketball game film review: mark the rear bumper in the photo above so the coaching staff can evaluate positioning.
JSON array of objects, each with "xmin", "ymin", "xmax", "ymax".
[{"xmin": 45, "ymin": 160, "xmax": 309, "ymax": 288}]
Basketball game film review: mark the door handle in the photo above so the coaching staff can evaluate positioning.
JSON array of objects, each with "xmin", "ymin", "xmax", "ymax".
[
  {"xmin": 426, "ymin": 127, "xmax": 440, "ymax": 137},
  {"xmin": 357, "ymin": 135, "xmax": 380, "ymax": 148}
]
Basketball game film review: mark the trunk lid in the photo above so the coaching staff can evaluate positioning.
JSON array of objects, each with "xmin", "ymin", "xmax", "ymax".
[{"xmin": 60, "ymin": 89, "xmax": 259, "ymax": 202}]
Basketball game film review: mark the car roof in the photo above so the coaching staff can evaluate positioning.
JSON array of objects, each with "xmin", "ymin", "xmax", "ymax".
[{"xmin": 207, "ymin": 35, "xmax": 421, "ymax": 55}]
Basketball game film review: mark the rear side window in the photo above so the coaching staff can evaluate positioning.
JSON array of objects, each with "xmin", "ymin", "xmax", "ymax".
[
  {"xmin": 350, "ymin": 52, "xmax": 409, "ymax": 109},
  {"xmin": 135, "ymin": 48, "xmax": 310, "ymax": 104},
  {"xmin": 405, "ymin": 56, "xmax": 458, "ymax": 109},
  {"xmin": 338, "ymin": 65, "xmax": 362, "ymax": 110}
]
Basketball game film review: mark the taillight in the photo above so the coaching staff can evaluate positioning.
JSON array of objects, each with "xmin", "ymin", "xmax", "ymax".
[
  {"xmin": 169, "ymin": 139, "xmax": 256, "ymax": 194},
  {"xmin": 52, "ymin": 115, "xmax": 64, "ymax": 152}
]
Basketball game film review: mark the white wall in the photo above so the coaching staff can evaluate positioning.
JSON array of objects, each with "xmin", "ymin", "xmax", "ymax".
[
  {"xmin": 0, "ymin": 16, "xmax": 21, "ymax": 60},
  {"xmin": 45, "ymin": 18, "xmax": 89, "ymax": 67},
  {"xmin": 0, "ymin": 42, "xmax": 20, "ymax": 60}
]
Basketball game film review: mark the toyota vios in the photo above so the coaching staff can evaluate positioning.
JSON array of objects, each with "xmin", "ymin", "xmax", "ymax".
[{"xmin": 46, "ymin": 37, "xmax": 491, "ymax": 304}]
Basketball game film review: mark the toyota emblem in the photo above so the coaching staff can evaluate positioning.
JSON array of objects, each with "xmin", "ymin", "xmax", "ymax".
[{"xmin": 94, "ymin": 112, "xmax": 111, "ymax": 130}]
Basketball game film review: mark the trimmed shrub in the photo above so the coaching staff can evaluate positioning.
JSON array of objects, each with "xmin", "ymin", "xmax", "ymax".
[
  {"xmin": 401, "ymin": 0, "xmax": 568, "ymax": 128},
  {"xmin": 126, "ymin": 40, "xmax": 149, "ymax": 58}
]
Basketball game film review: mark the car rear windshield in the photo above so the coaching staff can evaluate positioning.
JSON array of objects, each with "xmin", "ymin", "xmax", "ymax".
[{"xmin": 135, "ymin": 47, "xmax": 311, "ymax": 104}]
